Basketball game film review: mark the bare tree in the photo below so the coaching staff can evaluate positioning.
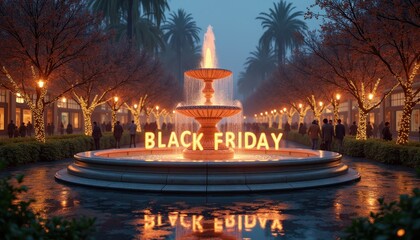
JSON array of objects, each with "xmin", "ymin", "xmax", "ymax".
[{"xmin": 0, "ymin": 0, "xmax": 105, "ymax": 142}]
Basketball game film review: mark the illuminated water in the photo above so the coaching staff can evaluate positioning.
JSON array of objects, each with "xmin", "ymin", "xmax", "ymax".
[
  {"xmin": 117, "ymin": 154, "xmax": 294, "ymax": 162},
  {"xmin": 4, "ymin": 141, "xmax": 419, "ymax": 239}
]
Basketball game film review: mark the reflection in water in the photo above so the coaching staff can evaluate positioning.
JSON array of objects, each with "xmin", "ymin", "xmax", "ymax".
[
  {"xmin": 138, "ymin": 209, "xmax": 284, "ymax": 239},
  {"xmin": 2, "ymin": 150, "xmax": 419, "ymax": 239}
]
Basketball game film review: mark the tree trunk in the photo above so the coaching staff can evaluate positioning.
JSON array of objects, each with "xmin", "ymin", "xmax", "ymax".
[
  {"xmin": 33, "ymin": 105, "xmax": 46, "ymax": 143},
  {"xmin": 356, "ymin": 108, "xmax": 367, "ymax": 140},
  {"xmin": 299, "ymin": 113, "xmax": 305, "ymax": 124},
  {"xmin": 333, "ymin": 102, "xmax": 339, "ymax": 126},
  {"xmin": 82, "ymin": 108, "xmax": 93, "ymax": 136},
  {"xmin": 313, "ymin": 110, "xmax": 321, "ymax": 123},
  {"xmin": 396, "ymin": 95, "xmax": 414, "ymax": 145},
  {"xmin": 112, "ymin": 110, "xmax": 117, "ymax": 132},
  {"xmin": 133, "ymin": 112, "xmax": 141, "ymax": 132}
]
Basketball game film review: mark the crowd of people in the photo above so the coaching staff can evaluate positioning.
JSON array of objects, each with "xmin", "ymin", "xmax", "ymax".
[{"xmin": 6, "ymin": 120, "xmax": 33, "ymax": 138}]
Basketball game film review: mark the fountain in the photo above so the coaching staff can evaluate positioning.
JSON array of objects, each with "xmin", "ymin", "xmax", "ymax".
[
  {"xmin": 55, "ymin": 26, "xmax": 360, "ymax": 192},
  {"xmin": 176, "ymin": 68, "xmax": 241, "ymax": 160}
]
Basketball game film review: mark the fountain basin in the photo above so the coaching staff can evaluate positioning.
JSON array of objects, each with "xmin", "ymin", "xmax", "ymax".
[
  {"xmin": 185, "ymin": 68, "xmax": 232, "ymax": 80},
  {"xmin": 176, "ymin": 105, "xmax": 241, "ymax": 118},
  {"xmin": 55, "ymin": 148, "xmax": 360, "ymax": 192}
]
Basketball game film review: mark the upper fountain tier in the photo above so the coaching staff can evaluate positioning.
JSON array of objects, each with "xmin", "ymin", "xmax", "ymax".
[{"xmin": 185, "ymin": 68, "xmax": 231, "ymax": 81}]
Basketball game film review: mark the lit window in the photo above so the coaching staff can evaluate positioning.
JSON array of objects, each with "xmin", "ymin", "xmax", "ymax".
[
  {"xmin": 16, "ymin": 95, "xmax": 24, "ymax": 103},
  {"xmin": 391, "ymin": 93, "xmax": 404, "ymax": 107},
  {"xmin": 0, "ymin": 90, "xmax": 7, "ymax": 103},
  {"xmin": 67, "ymin": 99, "xmax": 80, "ymax": 109},
  {"xmin": 57, "ymin": 100, "xmax": 67, "ymax": 108}
]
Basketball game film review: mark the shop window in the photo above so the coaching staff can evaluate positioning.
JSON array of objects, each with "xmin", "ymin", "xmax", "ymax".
[
  {"xmin": 73, "ymin": 112, "xmax": 79, "ymax": 128},
  {"xmin": 0, "ymin": 90, "xmax": 7, "ymax": 102},
  {"xmin": 57, "ymin": 99, "xmax": 67, "ymax": 108},
  {"xmin": 391, "ymin": 93, "xmax": 404, "ymax": 107},
  {"xmin": 61, "ymin": 112, "xmax": 69, "ymax": 128},
  {"xmin": 67, "ymin": 99, "xmax": 80, "ymax": 109},
  {"xmin": 16, "ymin": 95, "xmax": 24, "ymax": 103},
  {"xmin": 15, "ymin": 108, "xmax": 21, "ymax": 126},
  {"xmin": 0, "ymin": 107, "xmax": 4, "ymax": 130},
  {"xmin": 23, "ymin": 109, "xmax": 32, "ymax": 124}
]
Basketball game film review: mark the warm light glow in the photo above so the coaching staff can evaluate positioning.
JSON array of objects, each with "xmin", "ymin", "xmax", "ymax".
[
  {"xmin": 172, "ymin": 110, "xmax": 175, "ymax": 114},
  {"xmin": 368, "ymin": 93, "xmax": 374, "ymax": 100},
  {"xmin": 319, "ymin": 101, "xmax": 323, "ymax": 107},
  {"xmin": 274, "ymin": 109, "xmax": 276, "ymax": 113},
  {"xmin": 145, "ymin": 131, "xmax": 283, "ymax": 150},
  {"xmin": 114, "ymin": 96, "xmax": 119, "ymax": 102},
  {"xmin": 260, "ymin": 113, "xmax": 263, "ymax": 116},
  {"xmin": 265, "ymin": 111, "xmax": 268, "ymax": 115},
  {"xmin": 283, "ymin": 107, "xmax": 287, "ymax": 112},
  {"xmin": 134, "ymin": 104, "xmax": 138, "ymax": 109},
  {"xmin": 156, "ymin": 106, "xmax": 159, "ymax": 111},
  {"xmin": 280, "ymin": 110, "xmax": 283, "ymax": 114},
  {"xmin": 37, "ymin": 79, "xmax": 45, "ymax": 88},
  {"xmin": 299, "ymin": 104, "xmax": 303, "ymax": 108},
  {"xmin": 271, "ymin": 110, "xmax": 273, "ymax": 114},
  {"xmin": 397, "ymin": 228, "xmax": 405, "ymax": 237},
  {"xmin": 62, "ymin": 97, "xmax": 67, "ymax": 103},
  {"xmin": 254, "ymin": 114, "xmax": 257, "ymax": 117},
  {"xmin": 201, "ymin": 25, "xmax": 218, "ymax": 68},
  {"xmin": 243, "ymin": 116, "xmax": 246, "ymax": 119},
  {"xmin": 16, "ymin": 93, "xmax": 21, "ymax": 97},
  {"xmin": 204, "ymin": 48, "xmax": 213, "ymax": 68},
  {"xmin": 336, "ymin": 93, "xmax": 341, "ymax": 100}
]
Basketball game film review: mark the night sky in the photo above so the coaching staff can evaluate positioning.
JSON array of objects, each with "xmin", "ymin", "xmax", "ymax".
[{"xmin": 167, "ymin": 0, "xmax": 321, "ymax": 83}]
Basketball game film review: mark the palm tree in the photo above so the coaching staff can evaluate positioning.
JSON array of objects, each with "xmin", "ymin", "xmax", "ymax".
[
  {"xmin": 90, "ymin": 0, "xmax": 168, "ymax": 50},
  {"xmin": 245, "ymin": 44, "xmax": 277, "ymax": 81},
  {"xmin": 162, "ymin": 9, "xmax": 201, "ymax": 88},
  {"xmin": 257, "ymin": 1, "xmax": 307, "ymax": 64}
]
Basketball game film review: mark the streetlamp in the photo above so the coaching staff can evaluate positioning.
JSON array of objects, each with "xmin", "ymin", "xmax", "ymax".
[
  {"xmin": 37, "ymin": 79, "xmax": 45, "ymax": 88},
  {"xmin": 333, "ymin": 93, "xmax": 341, "ymax": 126}
]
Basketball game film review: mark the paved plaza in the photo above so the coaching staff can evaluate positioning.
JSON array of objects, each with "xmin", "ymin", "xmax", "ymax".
[{"xmin": 1, "ymin": 140, "xmax": 419, "ymax": 240}]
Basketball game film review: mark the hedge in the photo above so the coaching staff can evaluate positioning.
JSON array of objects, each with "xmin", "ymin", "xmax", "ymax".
[
  {"xmin": 275, "ymin": 129, "xmax": 420, "ymax": 168},
  {"xmin": 0, "ymin": 132, "xmax": 144, "ymax": 167}
]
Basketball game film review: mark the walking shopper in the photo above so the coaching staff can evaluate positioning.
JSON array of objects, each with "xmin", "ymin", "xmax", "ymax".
[
  {"xmin": 321, "ymin": 118, "xmax": 334, "ymax": 151},
  {"xmin": 335, "ymin": 119, "xmax": 345, "ymax": 152},
  {"xmin": 382, "ymin": 122, "xmax": 392, "ymax": 141},
  {"xmin": 113, "ymin": 121, "xmax": 124, "ymax": 148},
  {"xmin": 92, "ymin": 121, "xmax": 102, "ymax": 150},
  {"xmin": 308, "ymin": 120, "xmax": 321, "ymax": 150},
  {"xmin": 7, "ymin": 120, "xmax": 15, "ymax": 138},
  {"xmin": 349, "ymin": 121, "xmax": 358, "ymax": 136},
  {"xmin": 128, "ymin": 120, "xmax": 137, "ymax": 148}
]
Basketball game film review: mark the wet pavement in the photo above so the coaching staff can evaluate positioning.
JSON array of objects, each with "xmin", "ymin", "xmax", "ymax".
[{"xmin": 1, "ymin": 140, "xmax": 419, "ymax": 240}]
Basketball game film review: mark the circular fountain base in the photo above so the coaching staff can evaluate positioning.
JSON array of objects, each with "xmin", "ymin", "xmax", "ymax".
[
  {"xmin": 183, "ymin": 148, "xmax": 234, "ymax": 160},
  {"xmin": 55, "ymin": 148, "xmax": 360, "ymax": 193}
]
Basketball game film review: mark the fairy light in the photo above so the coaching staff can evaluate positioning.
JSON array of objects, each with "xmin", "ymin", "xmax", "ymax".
[
  {"xmin": 62, "ymin": 97, "xmax": 67, "ymax": 103},
  {"xmin": 336, "ymin": 93, "xmax": 341, "ymax": 101}
]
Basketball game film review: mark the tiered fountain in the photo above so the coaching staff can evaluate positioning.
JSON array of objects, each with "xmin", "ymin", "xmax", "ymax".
[
  {"xmin": 176, "ymin": 68, "xmax": 240, "ymax": 160},
  {"xmin": 55, "ymin": 26, "xmax": 360, "ymax": 192}
]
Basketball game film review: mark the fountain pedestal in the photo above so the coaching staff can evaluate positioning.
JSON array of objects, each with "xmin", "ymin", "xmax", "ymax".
[{"xmin": 176, "ymin": 68, "xmax": 241, "ymax": 160}]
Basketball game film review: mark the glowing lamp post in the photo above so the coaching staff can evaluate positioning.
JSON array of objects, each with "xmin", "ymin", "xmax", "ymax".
[{"xmin": 333, "ymin": 93, "xmax": 341, "ymax": 125}]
